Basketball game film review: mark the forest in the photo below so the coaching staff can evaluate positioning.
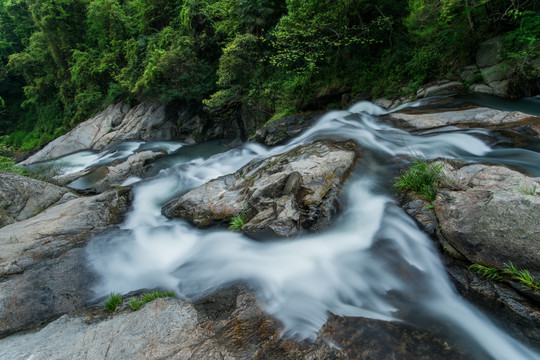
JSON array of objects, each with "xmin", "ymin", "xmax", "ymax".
[{"xmin": 0, "ymin": 0, "xmax": 539, "ymax": 152}]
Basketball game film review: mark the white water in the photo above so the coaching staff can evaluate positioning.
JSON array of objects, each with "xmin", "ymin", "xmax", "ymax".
[{"xmin": 85, "ymin": 102, "xmax": 539, "ymax": 359}]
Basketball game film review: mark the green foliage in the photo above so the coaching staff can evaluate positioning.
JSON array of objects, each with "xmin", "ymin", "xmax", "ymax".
[
  {"xmin": 394, "ymin": 160, "xmax": 443, "ymax": 201},
  {"xmin": 229, "ymin": 213, "xmax": 245, "ymax": 231},
  {"xmin": 0, "ymin": 155, "xmax": 25, "ymax": 175},
  {"xmin": 517, "ymin": 183, "xmax": 538, "ymax": 196},
  {"xmin": 468, "ymin": 264, "xmax": 503, "ymax": 281},
  {"xmin": 503, "ymin": 261, "xmax": 540, "ymax": 292},
  {"xmin": 104, "ymin": 292, "xmax": 123, "ymax": 313},
  {"xmin": 129, "ymin": 290, "xmax": 176, "ymax": 310},
  {"xmin": 128, "ymin": 297, "xmax": 145, "ymax": 311}
]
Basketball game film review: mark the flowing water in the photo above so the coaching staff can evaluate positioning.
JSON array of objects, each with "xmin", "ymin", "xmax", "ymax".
[{"xmin": 67, "ymin": 98, "xmax": 540, "ymax": 359}]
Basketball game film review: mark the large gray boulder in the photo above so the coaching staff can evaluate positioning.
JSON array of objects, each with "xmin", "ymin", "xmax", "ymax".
[
  {"xmin": 0, "ymin": 172, "xmax": 76, "ymax": 228},
  {"xmin": 0, "ymin": 286, "xmax": 469, "ymax": 359},
  {"xmin": 385, "ymin": 107, "xmax": 539, "ymax": 131},
  {"xmin": 434, "ymin": 164, "xmax": 540, "ymax": 278},
  {"xmin": 0, "ymin": 188, "xmax": 131, "ymax": 336},
  {"xmin": 251, "ymin": 112, "xmax": 322, "ymax": 147},
  {"xmin": 162, "ymin": 140, "xmax": 360, "ymax": 237},
  {"xmin": 22, "ymin": 101, "xmax": 171, "ymax": 164}
]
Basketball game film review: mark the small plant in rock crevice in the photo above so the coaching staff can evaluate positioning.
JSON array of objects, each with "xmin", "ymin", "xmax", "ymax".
[
  {"xmin": 517, "ymin": 183, "xmax": 538, "ymax": 196},
  {"xmin": 129, "ymin": 290, "xmax": 177, "ymax": 311},
  {"xmin": 229, "ymin": 213, "xmax": 246, "ymax": 231},
  {"xmin": 394, "ymin": 160, "xmax": 443, "ymax": 201},
  {"xmin": 468, "ymin": 262, "xmax": 540, "ymax": 293},
  {"xmin": 104, "ymin": 292, "xmax": 123, "ymax": 313}
]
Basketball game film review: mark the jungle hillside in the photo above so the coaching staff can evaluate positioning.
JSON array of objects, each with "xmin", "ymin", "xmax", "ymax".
[{"xmin": 1, "ymin": 0, "xmax": 539, "ymax": 152}]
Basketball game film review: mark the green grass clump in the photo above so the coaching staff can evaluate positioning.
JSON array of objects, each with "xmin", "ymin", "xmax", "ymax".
[
  {"xmin": 229, "ymin": 213, "xmax": 246, "ymax": 231},
  {"xmin": 503, "ymin": 261, "xmax": 540, "ymax": 292},
  {"xmin": 468, "ymin": 264, "xmax": 503, "ymax": 281},
  {"xmin": 0, "ymin": 156, "xmax": 26, "ymax": 175},
  {"xmin": 129, "ymin": 290, "xmax": 176, "ymax": 311},
  {"xmin": 129, "ymin": 297, "xmax": 145, "ymax": 311},
  {"xmin": 394, "ymin": 160, "xmax": 443, "ymax": 201},
  {"xmin": 517, "ymin": 183, "xmax": 538, "ymax": 196},
  {"xmin": 104, "ymin": 292, "xmax": 123, "ymax": 313}
]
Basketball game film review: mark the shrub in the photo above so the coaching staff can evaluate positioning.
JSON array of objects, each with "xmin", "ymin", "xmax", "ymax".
[
  {"xmin": 394, "ymin": 160, "xmax": 443, "ymax": 201},
  {"xmin": 104, "ymin": 292, "xmax": 123, "ymax": 313},
  {"xmin": 0, "ymin": 156, "xmax": 26, "ymax": 175}
]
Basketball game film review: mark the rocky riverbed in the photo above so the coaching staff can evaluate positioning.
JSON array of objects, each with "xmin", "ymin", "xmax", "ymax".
[{"xmin": 1, "ymin": 97, "xmax": 540, "ymax": 359}]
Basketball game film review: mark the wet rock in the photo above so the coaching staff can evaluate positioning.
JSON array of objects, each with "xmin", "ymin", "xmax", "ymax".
[
  {"xmin": 251, "ymin": 112, "xmax": 322, "ymax": 147},
  {"xmin": 0, "ymin": 188, "xmax": 131, "ymax": 336},
  {"xmin": 0, "ymin": 288, "xmax": 337, "ymax": 360},
  {"xmin": 0, "ymin": 284, "xmax": 474, "ymax": 359},
  {"xmin": 320, "ymin": 315, "xmax": 468, "ymax": 359},
  {"xmin": 433, "ymin": 164, "xmax": 540, "ymax": 278},
  {"xmin": 163, "ymin": 140, "xmax": 359, "ymax": 237},
  {"xmin": 22, "ymin": 101, "xmax": 170, "ymax": 164},
  {"xmin": 88, "ymin": 150, "xmax": 166, "ymax": 193},
  {"xmin": 416, "ymin": 80, "xmax": 464, "ymax": 99},
  {"xmin": 385, "ymin": 107, "xmax": 540, "ymax": 131},
  {"xmin": 0, "ymin": 172, "xmax": 76, "ymax": 228}
]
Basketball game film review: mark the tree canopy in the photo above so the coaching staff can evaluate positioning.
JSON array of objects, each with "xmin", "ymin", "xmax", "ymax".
[{"xmin": 0, "ymin": 0, "xmax": 538, "ymax": 150}]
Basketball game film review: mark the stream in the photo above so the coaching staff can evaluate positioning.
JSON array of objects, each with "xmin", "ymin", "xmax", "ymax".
[{"xmin": 47, "ymin": 97, "xmax": 539, "ymax": 359}]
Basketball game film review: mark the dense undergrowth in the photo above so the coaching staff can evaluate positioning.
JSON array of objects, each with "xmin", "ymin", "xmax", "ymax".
[{"xmin": 0, "ymin": 1, "xmax": 538, "ymax": 152}]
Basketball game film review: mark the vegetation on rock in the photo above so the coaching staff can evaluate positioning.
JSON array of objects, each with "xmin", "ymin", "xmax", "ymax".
[
  {"xmin": 129, "ymin": 290, "xmax": 177, "ymax": 311},
  {"xmin": 104, "ymin": 292, "xmax": 123, "ymax": 313},
  {"xmin": 394, "ymin": 160, "xmax": 443, "ymax": 201}
]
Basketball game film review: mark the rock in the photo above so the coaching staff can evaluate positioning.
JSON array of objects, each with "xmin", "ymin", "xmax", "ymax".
[
  {"xmin": 163, "ymin": 140, "xmax": 359, "ymax": 237},
  {"xmin": 0, "ymin": 172, "xmax": 76, "ymax": 228},
  {"xmin": 469, "ymin": 83, "xmax": 495, "ymax": 95},
  {"xmin": 476, "ymin": 37, "xmax": 504, "ymax": 68},
  {"xmin": 460, "ymin": 65, "xmax": 480, "ymax": 83},
  {"xmin": 0, "ymin": 285, "xmax": 471, "ymax": 359},
  {"xmin": 416, "ymin": 80, "xmax": 464, "ymax": 99},
  {"xmin": 22, "ymin": 101, "xmax": 170, "ymax": 165},
  {"xmin": 0, "ymin": 188, "xmax": 131, "ymax": 336},
  {"xmin": 251, "ymin": 112, "xmax": 322, "ymax": 147},
  {"xmin": 480, "ymin": 63, "xmax": 509, "ymax": 84},
  {"xmin": 433, "ymin": 164, "xmax": 540, "ymax": 278},
  {"xmin": 488, "ymin": 79, "xmax": 510, "ymax": 97},
  {"xmin": 87, "ymin": 150, "xmax": 166, "ymax": 193},
  {"xmin": 384, "ymin": 107, "xmax": 540, "ymax": 131}
]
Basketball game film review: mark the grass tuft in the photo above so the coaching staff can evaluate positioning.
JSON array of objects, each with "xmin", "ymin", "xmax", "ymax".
[
  {"xmin": 104, "ymin": 292, "xmax": 123, "ymax": 313},
  {"xmin": 394, "ymin": 160, "xmax": 443, "ymax": 201},
  {"xmin": 468, "ymin": 264, "xmax": 503, "ymax": 281},
  {"xmin": 129, "ymin": 290, "xmax": 176, "ymax": 311},
  {"xmin": 503, "ymin": 261, "xmax": 540, "ymax": 292},
  {"xmin": 228, "ymin": 213, "xmax": 246, "ymax": 231},
  {"xmin": 517, "ymin": 183, "xmax": 538, "ymax": 196}
]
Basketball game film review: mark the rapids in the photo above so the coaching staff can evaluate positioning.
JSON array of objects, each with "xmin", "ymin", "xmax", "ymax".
[{"xmin": 78, "ymin": 98, "xmax": 539, "ymax": 359}]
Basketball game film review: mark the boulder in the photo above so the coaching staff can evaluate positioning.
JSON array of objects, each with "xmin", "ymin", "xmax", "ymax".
[
  {"xmin": 85, "ymin": 150, "xmax": 166, "ymax": 193},
  {"xmin": 416, "ymin": 80, "xmax": 464, "ymax": 99},
  {"xmin": 162, "ymin": 140, "xmax": 359, "ymax": 237},
  {"xmin": 459, "ymin": 65, "xmax": 480, "ymax": 83},
  {"xmin": 384, "ymin": 107, "xmax": 540, "ymax": 131},
  {"xmin": 433, "ymin": 164, "xmax": 540, "ymax": 278},
  {"xmin": 251, "ymin": 112, "xmax": 322, "ymax": 147},
  {"xmin": 480, "ymin": 63, "xmax": 509, "ymax": 84},
  {"xmin": 22, "ymin": 101, "xmax": 169, "ymax": 165},
  {"xmin": 476, "ymin": 37, "xmax": 504, "ymax": 68},
  {"xmin": 0, "ymin": 188, "xmax": 131, "ymax": 336},
  {"xmin": 0, "ymin": 172, "xmax": 77, "ymax": 228},
  {"xmin": 0, "ymin": 286, "xmax": 470, "ymax": 359}
]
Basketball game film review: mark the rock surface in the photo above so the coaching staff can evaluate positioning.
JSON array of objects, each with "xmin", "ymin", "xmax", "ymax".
[
  {"xmin": 0, "ymin": 172, "xmax": 76, "ymax": 228},
  {"xmin": 22, "ymin": 101, "xmax": 169, "ymax": 164},
  {"xmin": 434, "ymin": 164, "xmax": 540, "ymax": 278},
  {"xmin": 398, "ymin": 162, "xmax": 540, "ymax": 345},
  {"xmin": 251, "ymin": 112, "xmax": 322, "ymax": 147},
  {"xmin": 163, "ymin": 140, "xmax": 359, "ymax": 237},
  {"xmin": 0, "ymin": 286, "xmax": 469, "ymax": 360},
  {"xmin": 416, "ymin": 80, "xmax": 464, "ymax": 99},
  {"xmin": 0, "ymin": 188, "xmax": 131, "ymax": 336},
  {"xmin": 86, "ymin": 150, "xmax": 166, "ymax": 193},
  {"xmin": 385, "ymin": 107, "xmax": 540, "ymax": 131}
]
